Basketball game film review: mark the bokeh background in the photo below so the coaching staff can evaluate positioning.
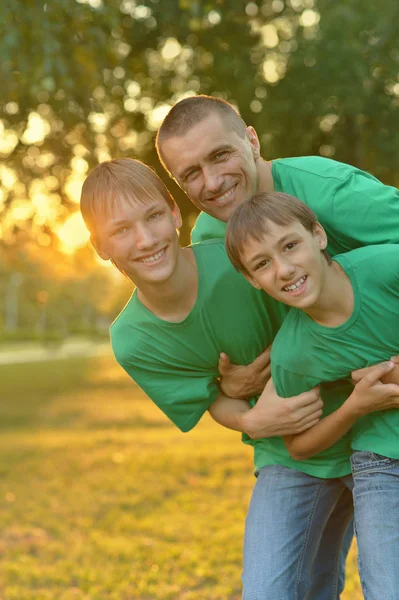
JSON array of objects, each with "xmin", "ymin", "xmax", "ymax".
[{"xmin": 0, "ymin": 1, "xmax": 398, "ymax": 597}]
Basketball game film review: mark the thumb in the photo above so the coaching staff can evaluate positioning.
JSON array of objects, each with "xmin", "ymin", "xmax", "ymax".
[
  {"xmin": 362, "ymin": 361, "xmax": 394, "ymax": 385},
  {"xmin": 218, "ymin": 352, "xmax": 231, "ymax": 373}
]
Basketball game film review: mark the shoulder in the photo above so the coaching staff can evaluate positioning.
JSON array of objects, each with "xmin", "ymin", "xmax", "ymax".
[
  {"xmin": 191, "ymin": 212, "xmax": 227, "ymax": 243},
  {"xmin": 110, "ymin": 293, "xmax": 146, "ymax": 365},
  {"xmin": 273, "ymin": 156, "xmax": 362, "ymax": 183},
  {"xmin": 336, "ymin": 244, "xmax": 399, "ymax": 275}
]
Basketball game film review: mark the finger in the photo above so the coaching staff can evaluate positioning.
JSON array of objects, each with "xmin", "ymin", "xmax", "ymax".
[
  {"xmin": 351, "ymin": 365, "xmax": 375, "ymax": 383},
  {"xmin": 295, "ymin": 417, "xmax": 322, "ymax": 434},
  {"xmin": 253, "ymin": 349, "xmax": 271, "ymax": 367},
  {"xmin": 294, "ymin": 400, "xmax": 324, "ymax": 420},
  {"xmin": 292, "ymin": 390, "xmax": 322, "ymax": 408},
  {"xmin": 361, "ymin": 361, "xmax": 394, "ymax": 385},
  {"xmin": 218, "ymin": 352, "xmax": 231, "ymax": 373},
  {"xmin": 390, "ymin": 355, "xmax": 399, "ymax": 364}
]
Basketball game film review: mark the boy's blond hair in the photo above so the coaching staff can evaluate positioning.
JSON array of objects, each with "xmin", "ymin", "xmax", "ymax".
[
  {"xmin": 80, "ymin": 158, "xmax": 175, "ymax": 237},
  {"xmin": 226, "ymin": 192, "xmax": 330, "ymax": 275}
]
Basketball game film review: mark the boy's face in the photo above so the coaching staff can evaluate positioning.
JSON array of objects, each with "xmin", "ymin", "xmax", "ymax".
[
  {"xmin": 92, "ymin": 194, "xmax": 182, "ymax": 288},
  {"xmin": 239, "ymin": 219, "xmax": 328, "ymax": 310},
  {"xmin": 160, "ymin": 113, "xmax": 260, "ymax": 223}
]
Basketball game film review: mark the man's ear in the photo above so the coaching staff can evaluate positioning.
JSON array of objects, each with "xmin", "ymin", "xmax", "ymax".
[
  {"xmin": 246, "ymin": 126, "xmax": 261, "ymax": 159},
  {"xmin": 314, "ymin": 222, "xmax": 328, "ymax": 250},
  {"xmin": 90, "ymin": 235, "xmax": 110, "ymax": 261},
  {"xmin": 172, "ymin": 203, "xmax": 182, "ymax": 229}
]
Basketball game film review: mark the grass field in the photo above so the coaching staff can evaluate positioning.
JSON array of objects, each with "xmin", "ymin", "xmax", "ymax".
[{"xmin": 0, "ymin": 355, "xmax": 362, "ymax": 599}]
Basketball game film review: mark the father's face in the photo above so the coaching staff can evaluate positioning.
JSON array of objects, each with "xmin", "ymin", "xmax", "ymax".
[{"xmin": 160, "ymin": 113, "xmax": 260, "ymax": 222}]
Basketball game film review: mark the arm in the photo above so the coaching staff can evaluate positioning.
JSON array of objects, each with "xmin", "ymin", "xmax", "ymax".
[
  {"xmin": 284, "ymin": 361, "xmax": 399, "ymax": 460},
  {"xmin": 209, "ymin": 378, "xmax": 323, "ymax": 438},
  {"xmin": 218, "ymin": 347, "xmax": 271, "ymax": 399}
]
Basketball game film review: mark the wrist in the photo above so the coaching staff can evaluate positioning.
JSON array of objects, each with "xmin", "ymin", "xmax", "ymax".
[{"xmin": 344, "ymin": 390, "xmax": 368, "ymax": 419}]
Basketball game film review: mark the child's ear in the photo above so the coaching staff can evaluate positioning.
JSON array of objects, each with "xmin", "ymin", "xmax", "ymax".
[
  {"xmin": 314, "ymin": 222, "xmax": 328, "ymax": 250},
  {"xmin": 242, "ymin": 270, "xmax": 262, "ymax": 290},
  {"xmin": 172, "ymin": 203, "xmax": 182, "ymax": 229},
  {"xmin": 90, "ymin": 235, "xmax": 110, "ymax": 260}
]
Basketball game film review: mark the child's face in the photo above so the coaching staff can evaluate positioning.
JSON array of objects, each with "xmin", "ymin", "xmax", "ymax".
[
  {"xmin": 92, "ymin": 193, "xmax": 182, "ymax": 288},
  {"xmin": 239, "ymin": 219, "xmax": 328, "ymax": 310}
]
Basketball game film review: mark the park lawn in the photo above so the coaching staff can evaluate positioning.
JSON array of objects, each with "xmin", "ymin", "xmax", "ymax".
[{"xmin": 0, "ymin": 355, "xmax": 361, "ymax": 599}]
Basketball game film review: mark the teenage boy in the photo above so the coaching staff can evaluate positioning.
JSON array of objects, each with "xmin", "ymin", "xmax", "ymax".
[{"xmin": 225, "ymin": 191, "xmax": 399, "ymax": 599}]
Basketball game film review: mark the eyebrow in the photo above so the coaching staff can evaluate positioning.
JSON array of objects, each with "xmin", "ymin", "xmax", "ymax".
[{"xmin": 178, "ymin": 144, "xmax": 233, "ymax": 181}]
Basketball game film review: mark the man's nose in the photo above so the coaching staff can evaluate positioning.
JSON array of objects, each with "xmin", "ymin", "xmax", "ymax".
[{"xmin": 203, "ymin": 166, "xmax": 223, "ymax": 194}]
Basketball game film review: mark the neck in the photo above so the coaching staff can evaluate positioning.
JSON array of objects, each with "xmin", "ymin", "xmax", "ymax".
[
  {"xmin": 137, "ymin": 248, "xmax": 198, "ymax": 322},
  {"xmin": 304, "ymin": 261, "xmax": 354, "ymax": 327},
  {"xmin": 257, "ymin": 159, "xmax": 274, "ymax": 193}
]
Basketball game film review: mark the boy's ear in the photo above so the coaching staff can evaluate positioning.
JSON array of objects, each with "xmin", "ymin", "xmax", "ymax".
[
  {"xmin": 241, "ymin": 270, "xmax": 262, "ymax": 290},
  {"xmin": 90, "ymin": 235, "xmax": 110, "ymax": 261},
  {"xmin": 172, "ymin": 203, "xmax": 182, "ymax": 229},
  {"xmin": 314, "ymin": 222, "xmax": 328, "ymax": 250}
]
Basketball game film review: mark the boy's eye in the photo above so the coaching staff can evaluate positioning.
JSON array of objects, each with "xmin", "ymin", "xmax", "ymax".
[
  {"xmin": 285, "ymin": 242, "xmax": 297, "ymax": 251},
  {"xmin": 254, "ymin": 259, "xmax": 270, "ymax": 270},
  {"xmin": 148, "ymin": 211, "xmax": 163, "ymax": 221},
  {"xmin": 115, "ymin": 226, "xmax": 128, "ymax": 235}
]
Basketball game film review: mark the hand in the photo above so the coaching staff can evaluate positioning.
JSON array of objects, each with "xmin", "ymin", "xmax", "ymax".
[
  {"xmin": 218, "ymin": 347, "xmax": 271, "ymax": 399},
  {"xmin": 348, "ymin": 361, "xmax": 399, "ymax": 415},
  {"xmin": 352, "ymin": 358, "xmax": 399, "ymax": 386},
  {"xmin": 240, "ymin": 378, "xmax": 323, "ymax": 439}
]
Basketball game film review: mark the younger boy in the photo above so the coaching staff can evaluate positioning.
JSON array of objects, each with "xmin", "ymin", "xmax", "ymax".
[{"xmin": 226, "ymin": 191, "xmax": 399, "ymax": 599}]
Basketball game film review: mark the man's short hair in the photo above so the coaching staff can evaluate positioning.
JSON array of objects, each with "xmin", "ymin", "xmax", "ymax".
[
  {"xmin": 80, "ymin": 158, "xmax": 175, "ymax": 237},
  {"xmin": 156, "ymin": 95, "xmax": 247, "ymax": 173},
  {"xmin": 225, "ymin": 192, "xmax": 331, "ymax": 275}
]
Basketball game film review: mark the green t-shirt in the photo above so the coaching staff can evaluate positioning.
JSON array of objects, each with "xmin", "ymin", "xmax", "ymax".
[
  {"xmin": 190, "ymin": 156, "xmax": 399, "ymax": 252},
  {"xmin": 111, "ymin": 240, "xmax": 289, "ymax": 475},
  {"xmin": 271, "ymin": 244, "xmax": 399, "ymax": 463}
]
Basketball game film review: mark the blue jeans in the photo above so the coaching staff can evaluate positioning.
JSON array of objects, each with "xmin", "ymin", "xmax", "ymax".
[
  {"xmin": 242, "ymin": 465, "xmax": 354, "ymax": 600},
  {"xmin": 351, "ymin": 451, "xmax": 399, "ymax": 600}
]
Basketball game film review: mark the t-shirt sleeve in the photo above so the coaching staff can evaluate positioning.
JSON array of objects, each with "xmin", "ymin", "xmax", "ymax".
[
  {"xmin": 329, "ymin": 171, "xmax": 399, "ymax": 250},
  {"xmin": 115, "ymin": 349, "xmax": 220, "ymax": 433},
  {"xmin": 190, "ymin": 212, "xmax": 227, "ymax": 243},
  {"xmin": 272, "ymin": 362, "xmax": 319, "ymax": 399}
]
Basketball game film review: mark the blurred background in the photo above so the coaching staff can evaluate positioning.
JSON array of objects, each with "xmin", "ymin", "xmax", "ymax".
[
  {"xmin": 0, "ymin": 1, "xmax": 398, "ymax": 597},
  {"xmin": 1, "ymin": 0, "xmax": 398, "ymax": 344}
]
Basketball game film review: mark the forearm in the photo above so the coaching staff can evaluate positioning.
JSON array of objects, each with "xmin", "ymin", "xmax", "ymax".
[
  {"xmin": 208, "ymin": 392, "xmax": 252, "ymax": 432},
  {"xmin": 284, "ymin": 400, "xmax": 360, "ymax": 460}
]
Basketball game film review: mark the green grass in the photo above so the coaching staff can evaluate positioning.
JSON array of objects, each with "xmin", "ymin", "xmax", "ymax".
[{"xmin": 0, "ymin": 356, "xmax": 361, "ymax": 599}]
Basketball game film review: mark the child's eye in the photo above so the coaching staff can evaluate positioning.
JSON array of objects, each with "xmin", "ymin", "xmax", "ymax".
[
  {"xmin": 148, "ymin": 211, "xmax": 163, "ymax": 221},
  {"xmin": 255, "ymin": 259, "xmax": 270, "ymax": 270},
  {"xmin": 285, "ymin": 242, "xmax": 297, "ymax": 251}
]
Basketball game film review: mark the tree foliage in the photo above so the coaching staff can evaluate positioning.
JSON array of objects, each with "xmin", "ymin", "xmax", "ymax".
[{"xmin": 1, "ymin": 0, "xmax": 398, "ymax": 248}]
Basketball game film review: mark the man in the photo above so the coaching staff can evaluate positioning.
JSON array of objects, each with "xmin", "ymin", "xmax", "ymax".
[
  {"xmin": 155, "ymin": 95, "xmax": 399, "ymax": 597},
  {"xmin": 225, "ymin": 190, "xmax": 399, "ymax": 598}
]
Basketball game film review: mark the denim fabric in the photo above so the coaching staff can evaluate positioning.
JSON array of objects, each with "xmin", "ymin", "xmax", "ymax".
[
  {"xmin": 351, "ymin": 451, "xmax": 399, "ymax": 600},
  {"xmin": 242, "ymin": 465, "xmax": 353, "ymax": 600}
]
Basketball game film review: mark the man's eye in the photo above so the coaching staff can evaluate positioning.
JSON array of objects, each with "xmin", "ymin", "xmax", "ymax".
[
  {"xmin": 185, "ymin": 170, "xmax": 199, "ymax": 183},
  {"xmin": 215, "ymin": 151, "xmax": 228, "ymax": 160}
]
